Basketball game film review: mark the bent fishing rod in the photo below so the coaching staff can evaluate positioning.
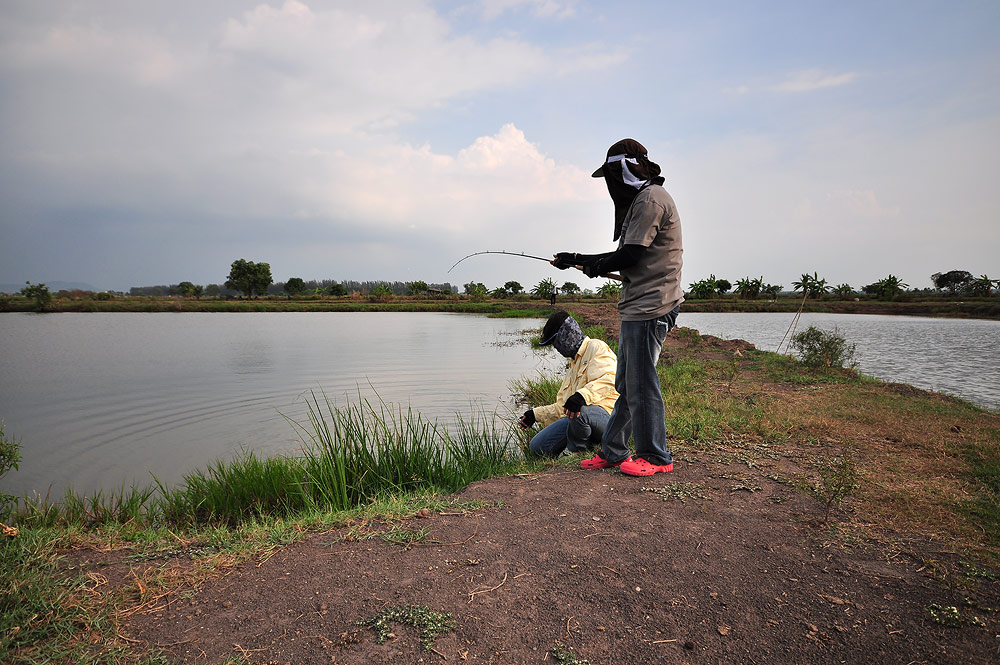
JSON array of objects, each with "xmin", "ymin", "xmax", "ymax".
[{"xmin": 448, "ymin": 250, "xmax": 622, "ymax": 282}]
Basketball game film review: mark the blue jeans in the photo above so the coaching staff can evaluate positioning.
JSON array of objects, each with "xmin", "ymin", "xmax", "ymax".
[
  {"xmin": 529, "ymin": 405, "xmax": 611, "ymax": 458},
  {"xmin": 601, "ymin": 306, "xmax": 680, "ymax": 465}
]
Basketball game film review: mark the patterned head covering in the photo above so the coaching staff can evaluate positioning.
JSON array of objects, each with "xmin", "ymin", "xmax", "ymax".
[
  {"xmin": 540, "ymin": 311, "xmax": 584, "ymax": 358},
  {"xmin": 592, "ymin": 138, "xmax": 665, "ymax": 241}
]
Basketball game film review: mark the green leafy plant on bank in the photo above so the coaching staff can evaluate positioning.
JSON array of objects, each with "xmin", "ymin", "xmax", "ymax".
[
  {"xmin": 790, "ymin": 325, "xmax": 856, "ymax": 368},
  {"xmin": 0, "ymin": 420, "xmax": 21, "ymax": 517}
]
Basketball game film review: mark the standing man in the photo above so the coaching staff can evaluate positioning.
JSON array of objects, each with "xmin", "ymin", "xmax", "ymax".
[
  {"xmin": 519, "ymin": 311, "xmax": 619, "ymax": 457},
  {"xmin": 552, "ymin": 138, "xmax": 683, "ymax": 477}
]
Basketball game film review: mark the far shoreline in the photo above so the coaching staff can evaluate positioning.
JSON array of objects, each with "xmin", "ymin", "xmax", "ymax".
[{"xmin": 2, "ymin": 293, "xmax": 999, "ymax": 320}]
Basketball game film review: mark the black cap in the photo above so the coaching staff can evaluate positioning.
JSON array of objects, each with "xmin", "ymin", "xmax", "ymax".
[
  {"xmin": 539, "ymin": 311, "xmax": 571, "ymax": 345},
  {"xmin": 591, "ymin": 138, "xmax": 650, "ymax": 177}
]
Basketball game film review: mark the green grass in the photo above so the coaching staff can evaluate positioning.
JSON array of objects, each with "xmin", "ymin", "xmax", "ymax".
[
  {"xmin": 0, "ymin": 528, "xmax": 127, "ymax": 663},
  {"xmin": 957, "ymin": 436, "xmax": 1000, "ymax": 539},
  {"xmin": 10, "ymin": 394, "xmax": 522, "ymax": 530}
]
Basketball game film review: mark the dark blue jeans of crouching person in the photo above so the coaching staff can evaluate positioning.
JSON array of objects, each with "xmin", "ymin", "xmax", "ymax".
[
  {"xmin": 600, "ymin": 306, "xmax": 680, "ymax": 466},
  {"xmin": 528, "ymin": 405, "xmax": 611, "ymax": 458}
]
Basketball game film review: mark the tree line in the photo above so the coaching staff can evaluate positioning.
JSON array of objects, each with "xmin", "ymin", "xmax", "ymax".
[
  {"xmin": 128, "ymin": 259, "xmax": 623, "ymax": 300},
  {"xmin": 686, "ymin": 269, "xmax": 997, "ymax": 301}
]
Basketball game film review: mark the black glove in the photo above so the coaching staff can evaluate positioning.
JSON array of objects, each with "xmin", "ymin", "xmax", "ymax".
[
  {"xmin": 519, "ymin": 409, "xmax": 536, "ymax": 429},
  {"xmin": 582, "ymin": 258, "xmax": 605, "ymax": 278},
  {"xmin": 563, "ymin": 392, "xmax": 585, "ymax": 415},
  {"xmin": 552, "ymin": 252, "xmax": 576, "ymax": 270}
]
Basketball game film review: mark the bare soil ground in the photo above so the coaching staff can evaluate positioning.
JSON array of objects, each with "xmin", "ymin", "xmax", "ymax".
[
  {"xmin": 110, "ymin": 464, "xmax": 996, "ymax": 664},
  {"xmin": 67, "ymin": 304, "xmax": 997, "ymax": 664}
]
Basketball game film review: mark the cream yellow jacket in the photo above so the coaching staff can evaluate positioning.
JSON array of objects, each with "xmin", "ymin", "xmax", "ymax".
[{"xmin": 532, "ymin": 337, "xmax": 619, "ymax": 428}]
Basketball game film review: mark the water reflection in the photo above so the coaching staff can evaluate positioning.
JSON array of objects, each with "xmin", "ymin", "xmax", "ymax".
[{"xmin": 0, "ymin": 312, "xmax": 557, "ymax": 497}]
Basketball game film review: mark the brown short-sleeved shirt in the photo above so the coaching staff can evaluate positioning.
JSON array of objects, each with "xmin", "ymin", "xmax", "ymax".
[{"xmin": 617, "ymin": 185, "xmax": 684, "ymax": 321}]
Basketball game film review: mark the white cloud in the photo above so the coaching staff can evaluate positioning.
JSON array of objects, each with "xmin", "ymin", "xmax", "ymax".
[
  {"xmin": 826, "ymin": 189, "xmax": 900, "ymax": 218},
  {"xmin": 477, "ymin": 0, "xmax": 579, "ymax": 20},
  {"xmin": 292, "ymin": 124, "xmax": 601, "ymax": 233},
  {"xmin": 771, "ymin": 69, "xmax": 857, "ymax": 92}
]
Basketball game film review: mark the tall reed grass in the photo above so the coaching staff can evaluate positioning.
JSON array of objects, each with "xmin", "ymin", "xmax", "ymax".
[{"xmin": 7, "ymin": 394, "xmax": 522, "ymax": 528}]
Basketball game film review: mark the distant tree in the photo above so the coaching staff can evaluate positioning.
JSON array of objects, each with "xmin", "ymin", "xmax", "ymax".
[
  {"xmin": 20, "ymin": 281, "xmax": 52, "ymax": 311},
  {"xmin": 931, "ymin": 270, "xmax": 973, "ymax": 294},
  {"xmin": 831, "ymin": 283, "xmax": 855, "ymax": 299},
  {"xmin": 762, "ymin": 283, "xmax": 783, "ymax": 301},
  {"xmin": 863, "ymin": 275, "xmax": 909, "ymax": 300},
  {"xmin": 204, "ymin": 284, "xmax": 222, "ymax": 297},
  {"xmin": 969, "ymin": 274, "xmax": 995, "ymax": 297},
  {"xmin": 504, "ymin": 280, "xmax": 524, "ymax": 295},
  {"xmin": 597, "ymin": 281, "xmax": 621, "ymax": 299},
  {"xmin": 370, "ymin": 284, "xmax": 393, "ymax": 301},
  {"xmin": 531, "ymin": 278, "xmax": 556, "ymax": 298},
  {"xmin": 687, "ymin": 275, "xmax": 719, "ymax": 299},
  {"xmin": 792, "ymin": 272, "xmax": 830, "ymax": 299},
  {"xmin": 561, "ymin": 281, "xmax": 580, "ymax": 296},
  {"xmin": 226, "ymin": 259, "xmax": 272, "ymax": 298},
  {"xmin": 407, "ymin": 280, "xmax": 429, "ymax": 296},
  {"xmin": 879, "ymin": 275, "xmax": 908, "ymax": 300},
  {"xmin": 328, "ymin": 282, "xmax": 347, "ymax": 297},
  {"xmin": 284, "ymin": 277, "xmax": 307, "ymax": 297},
  {"xmin": 715, "ymin": 278, "xmax": 732, "ymax": 296},
  {"xmin": 463, "ymin": 281, "xmax": 488, "ymax": 296},
  {"xmin": 176, "ymin": 281, "xmax": 198, "ymax": 298},
  {"xmin": 734, "ymin": 276, "xmax": 763, "ymax": 300}
]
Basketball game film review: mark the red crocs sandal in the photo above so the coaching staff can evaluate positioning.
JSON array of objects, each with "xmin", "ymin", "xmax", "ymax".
[
  {"xmin": 620, "ymin": 457, "xmax": 673, "ymax": 477},
  {"xmin": 581, "ymin": 454, "xmax": 629, "ymax": 470}
]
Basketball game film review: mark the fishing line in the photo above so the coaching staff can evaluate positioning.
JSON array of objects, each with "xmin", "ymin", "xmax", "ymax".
[{"xmin": 776, "ymin": 291, "xmax": 808, "ymax": 354}]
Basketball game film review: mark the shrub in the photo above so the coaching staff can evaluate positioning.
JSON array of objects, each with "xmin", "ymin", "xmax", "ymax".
[
  {"xmin": 0, "ymin": 421, "xmax": 21, "ymax": 517},
  {"xmin": 20, "ymin": 282, "xmax": 52, "ymax": 312},
  {"xmin": 790, "ymin": 326, "xmax": 856, "ymax": 368}
]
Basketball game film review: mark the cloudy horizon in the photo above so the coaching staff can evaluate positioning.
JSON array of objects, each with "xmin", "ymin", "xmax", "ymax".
[{"xmin": 2, "ymin": 1, "xmax": 998, "ymax": 293}]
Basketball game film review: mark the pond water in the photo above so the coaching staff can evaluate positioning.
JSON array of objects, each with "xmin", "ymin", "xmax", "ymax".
[
  {"xmin": 0, "ymin": 312, "xmax": 559, "ymax": 497},
  {"xmin": 679, "ymin": 312, "xmax": 1000, "ymax": 411}
]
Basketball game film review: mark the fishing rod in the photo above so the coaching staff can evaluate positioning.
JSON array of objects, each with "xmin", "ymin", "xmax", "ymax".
[{"xmin": 448, "ymin": 250, "xmax": 622, "ymax": 282}]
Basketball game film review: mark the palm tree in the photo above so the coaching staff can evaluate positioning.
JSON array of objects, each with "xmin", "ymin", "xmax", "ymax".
[
  {"xmin": 687, "ymin": 275, "xmax": 718, "ymax": 300},
  {"xmin": 734, "ymin": 276, "xmax": 763, "ymax": 300},
  {"xmin": 597, "ymin": 281, "xmax": 621, "ymax": 299},
  {"xmin": 877, "ymin": 274, "xmax": 909, "ymax": 300},
  {"xmin": 792, "ymin": 272, "xmax": 830, "ymax": 299},
  {"xmin": 831, "ymin": 283, "xmax": 855, "ymax": 299},
  {"xmin": 969, "ymin": 274, "xmax": 995, "ymax": 297},
  {"xmin": 531, "ymin": 278, "xmax": 556, "ymax": 298},
  {"xmin": 762, "ymin": 283, "xmax": 783, "ymax": 301}
]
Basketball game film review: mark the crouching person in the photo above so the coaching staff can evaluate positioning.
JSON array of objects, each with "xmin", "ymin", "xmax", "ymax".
[{"xmin": 519, "ymin": 311, "xmax": 619, "ymax": 457}]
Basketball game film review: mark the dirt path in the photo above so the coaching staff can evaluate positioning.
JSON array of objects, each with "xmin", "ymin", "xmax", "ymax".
[{"xmin": 120, "ymin": 461, "xmax": 996, "ymax": 664}]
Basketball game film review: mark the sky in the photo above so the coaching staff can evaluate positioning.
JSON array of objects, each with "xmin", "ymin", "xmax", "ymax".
[{"xmin": 1, "ymin": 0, "xmax": 998, "ymax": 293}]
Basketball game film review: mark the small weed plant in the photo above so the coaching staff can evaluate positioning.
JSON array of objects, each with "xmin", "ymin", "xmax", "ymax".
[
  {"xmin": 356, "ymin": 604, "xmax": 454, "ymax": 651},
  {"xmin": 816, "ymin": 451, "xmax": 861, "ymax": 522},
  {"xmin": 550, "ymin": 642, "xmax": 590, "ymax": 664}
]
